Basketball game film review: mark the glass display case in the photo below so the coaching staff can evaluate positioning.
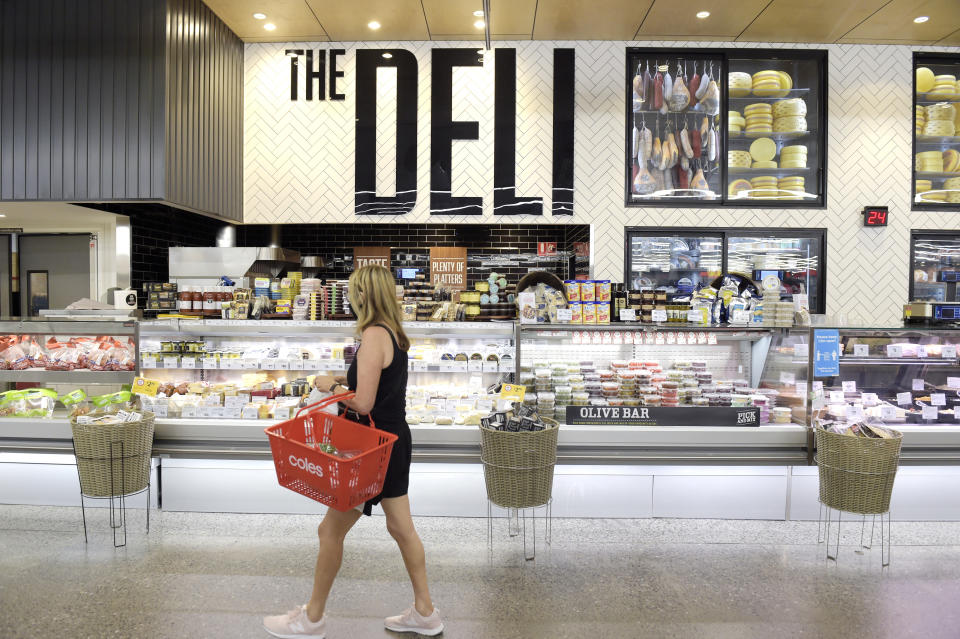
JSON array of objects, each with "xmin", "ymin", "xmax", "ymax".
[
  {"xmin": 726, "ymin": 50, "xmax": 826, "ymax": 206},
  {"xmin": 627, "ymin": 49, "xmax": 724, "ymax": 204},
  {"xmin": 912, "ymin": 53, "xmax": 960, "ymax": 210},
  {"xmin": 910, "ymin": 231, "xmax": 960, "ymax": 302},
  {"xmin": 625, "ymin": 227, "xmax": 827, "ymax": 312},
  {"xmin": 626, "ymin": 48, "xmax": 827, "ymax": 208}
]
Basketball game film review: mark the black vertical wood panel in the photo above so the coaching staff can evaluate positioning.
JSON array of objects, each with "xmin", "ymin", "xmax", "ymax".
[
  {"xmin": 0, "ymin": 0, "xmax": 166, "ymax": 202},
  {"xmin": 163, "ymin": 0, "xmax": 243, "ymax": 221}
]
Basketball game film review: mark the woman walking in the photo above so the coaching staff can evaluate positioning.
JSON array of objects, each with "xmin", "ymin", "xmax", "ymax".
[{"xmin": 264, "ymin": 265, "xmax": 443, "ymax": 638}]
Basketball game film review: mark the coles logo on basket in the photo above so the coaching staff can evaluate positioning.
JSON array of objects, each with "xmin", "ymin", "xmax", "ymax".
[{"xmin": 289, "ymin": 455, "xmax": 324, "ymax": 478}]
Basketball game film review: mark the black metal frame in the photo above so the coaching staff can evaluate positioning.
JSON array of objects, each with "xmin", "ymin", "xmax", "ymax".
[
  {"xmin": 625, "ymin": 47, "xmax": 828, "ymax": 209},
  {"xmin": 908, "ymin": 229, "xmax": 960, "ymax": 301},
  {"xmin": 624, "ymin": 226, "xmax": 828, "ymax": 313},
  {"xmin": 911, "ymin": 52, "xmax": 960, "ymax": 212}
]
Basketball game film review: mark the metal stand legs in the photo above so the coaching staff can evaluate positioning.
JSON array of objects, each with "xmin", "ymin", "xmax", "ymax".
[
  {"xmin": 487, "ymin": 500, "xmax": 553, "ymax": 560},
  {"xmin": 75, "ymin": 440, "xmax": 151, "ymax": 548},
  {"xmin": 818, "ymin": 502, "xmax": 891, "ymax": 567}
]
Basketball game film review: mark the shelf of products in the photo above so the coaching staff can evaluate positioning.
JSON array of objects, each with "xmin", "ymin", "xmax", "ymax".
[
  {"xmin": 625, "ymin": 227, "xmax": 825, "ymax": 314},
  {"xmin": 913, "ymin": 54, "xmax": 960, "ymax": 209},
  {"xmin": 910, "ymin": 231, "xmax": 960, "ymax": 302},
  {"xmin": 626, "ymin": 48, "xmax": 827, "ymax": 208}
]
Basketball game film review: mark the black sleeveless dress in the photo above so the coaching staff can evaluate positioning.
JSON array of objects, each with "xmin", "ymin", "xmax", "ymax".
[{"xmin": 345, "ymin": 323, "xmax": 411, "ymax": 516}]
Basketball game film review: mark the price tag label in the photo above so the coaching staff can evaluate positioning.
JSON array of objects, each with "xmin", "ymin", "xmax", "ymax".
[
  {"xmin": 242, "ymin": 359, "xmax": 259, "ymax": 369},
  {"xmin": 132, "ymin": 377, "xmax": 162, "ymax": 397},
  {"xmin": 454, "ymin": 361, "xmax": 469, "ymax": 372},
  {"xmin": 846, "ymin": 405, "xmax": 864, "ymax": 422},
  {"xmin": 499, "ymin": 362, "xmax": 513, "ymax": 373},
  {"xmin": 212, "ymin": 406, "xmax": 227, "ymax": 418},
  {"xmin": 732, "ymin": 310, "xmax": 752, "ymax": 324},
  {"xmin": 182, "ymin": 405, "xmax": 198, "ymax": 418},
  {"xmin": 224, "ymin": 396, "xmax": 246, "ymax": 408},
  {"xmin": 886, "ymin": 344, "xmax": 903, "ymax": 358},
  {"xmin": 918, "ymin": 346, "xmax": 928, "ymax": 359},
  {"xmin": 666, "ymin": 332, "xmax": 676, "ymax": 345},
  {"xmin": 619, "ymin": 309, "xmax": 637, "ymax": 322},
  {"xmin": 141, "ymin": 356, "xmax": 157, "ymax": 369},
  {"xmin": 163, "ymin": 357, "xmax": 179, "ymax": 369},
  {"xmin": 841, "ymin": 380, "xmax": 856, "ymax": 393},
  {"xmin": 197, "ymin": 406, "xmax": 212, "ymax": 418},
  {"xmin": 202, "ymin": 357, "xmax": 219, "ymax": 369},
  {"xmin": 181, "ymin": 358, "xmax": 196, "ymax": 369},
  {"xmin": 303, "ymin": 359, "xmax": 321, "ymax": 370},
  {"xmin": 483, "ymin": 361, "xmax": 498, "ymax": 373},
  {"xmin": 912, "ymin": 379, "xmax": 925, "ymax": 391},
  {"xmin": 224, "ymin": 406, "xmax": 242, "ymax": 419},
  {"xmin": 274, "ymin": 360, "xmax": 290, "ymax": 370},
  {"xmin": 468, "ymin": 361, "xmax": 483, "ymax": 372},
  {"xmin": 274, "ymin": 406, "xmax": 291, "ymax": 420},
  {"xmin": 152, "ymin": 404, "xmax": 168, "ymax": 418},
  {"xmin": 780, "ymin": 372, "xmax": 796, "ymax": 385},
  {"xmin": 949, "ymin": 377, "xmax": 960, "ymax": 389},
  {"xmin": 241, "ymin": 405, "xmax": 260, "ymax": 420},
  {"xmin": 795, "ymin": 381, "xmax": 807, "ymax": 397},
  {"xmin": 880, "ymin": 405, "xmax": 897, "ymax": 421},
  {"xmin": 252, "ymin": 395, "xmax": 267, "ymax": 404},
  {"xmin": 922, "ymin": 405, "xmax": 939, "ymax": 421},
  {"xmin": 853, "ymin": 344, "xmax": 869, "ymax": 357},
  {"xmin": 707, "ymin": 333, "xmax": 718, "ymax": 345},
  {"xmin": 675, "ymin": 332, "xmax": 687, "ymax": 346},
  {"xmin": 623, "ymin": 331, "xmax": 634, "ymax": 344},
  {"xmin": 262, "ymin": 358, "xmax": 278, "ymax": 369},
  {"xmin": 829, "ymin": 390, "xmax": 845, "ymax": 403},
  {"xmin": 499, "ymin": 383, "xmax": 526, "ymax": 403},
  {"xmin": 862, "ymin": 393, "xmax": 879, "ymax": 406},
  {"xmin": 651, "ymin": 309, "xmax": 667, "ymax": 323},
  {"xmin": 897, "ymin": 391, "xmax": 912, "ymax": 405},
  {"xmin": 556, "ymin": 308, "xmax": 573, "ymax": 323},
  {"xmin": 794, "ymin": 343, "xmax": 807, "ymax": 358},
  {"xmin": 943, "ymin": 345, "xmax": 957, "ymax": 359},
  {"xmin": 812, "ymin": 381, "xmax": 824, "ymax": 394},
  {"xmin": 686, "ymin": 310, "xmax": 701, "ymax": 323},
  {"xmin": 289, "ymin": 359, "xmax": 305, "ymax": 370},
  {"xmin": 932, "ymin": 393, "xmax": 947, "ymax": 406}
]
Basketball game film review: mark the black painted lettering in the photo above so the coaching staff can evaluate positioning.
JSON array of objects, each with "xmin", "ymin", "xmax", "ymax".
[
  {"xmin": 494, "ymin": 49, "xmax": 542, "ymax": 216},
  {"xmin": 305, "ymin": 50, "xmax": 325, "ymax": 101},
  {"xmin": 330, "ymin": 49, "xmax": 345, "ymax": 100},
  {"xmin": 286, "ymin": 49, "xmax": 305, "ymax": 100}
]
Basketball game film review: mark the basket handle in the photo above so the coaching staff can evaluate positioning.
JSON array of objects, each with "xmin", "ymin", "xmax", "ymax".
[{"xmin": 296, "ymin": 391, "xmax": 376, "ymax": 428}]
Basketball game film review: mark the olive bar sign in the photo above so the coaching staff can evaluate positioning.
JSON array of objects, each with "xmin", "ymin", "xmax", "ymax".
[{"xmin": 565, "ymin": 406, "xmax": 761, "ymax": 427}]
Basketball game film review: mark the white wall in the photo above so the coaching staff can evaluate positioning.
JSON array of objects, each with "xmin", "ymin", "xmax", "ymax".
[{"xmin": 244, "ymin": 40, "xmax": 960, "ymax": 326}]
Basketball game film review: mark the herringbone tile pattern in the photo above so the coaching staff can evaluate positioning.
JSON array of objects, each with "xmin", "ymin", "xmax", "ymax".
[{"xmin": 244, "ymin": 41, "xmax": 960, "ymax": 324}]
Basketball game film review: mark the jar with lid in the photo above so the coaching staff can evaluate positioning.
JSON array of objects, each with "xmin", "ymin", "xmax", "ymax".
[{"xmin": 178, "ymin": 286, "xmax": 193, "ymax": 313}]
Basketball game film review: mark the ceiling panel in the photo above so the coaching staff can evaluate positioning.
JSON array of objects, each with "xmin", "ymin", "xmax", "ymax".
[
  {"xmin": 243, "ymin": 35, "xmax": 331, "ymax": 42},
  {"xmin": 939, "ymin": 28, "xmax": 960, "ymax": 45},
  {"xmin": 423, "ymin": 0, "xmax": 536, "ymax": 37},
  {"xmin": 305, "ymin": 0, "xmax": 429, "ymax": 41},
  {"xmin": 533, "ymin": 0, "xmax": 655, "ymax": 40},
  {"xmin": 738, "ymin": 0, "xmax": 889, "ymax": 43},
  {"xmin": 841, "ymin": 0, "xmax": 960, "ymax": 42},
  {"xmin": 636, "ymin": 0, "xmax": 770, "ymax": 39},
  {"xmin": 430, "ymin": 35, "xmax": 533, "ymax": 41},
  {"xmin": 203, "ymin": 0, "xmax": 326, "ymax": 39}
]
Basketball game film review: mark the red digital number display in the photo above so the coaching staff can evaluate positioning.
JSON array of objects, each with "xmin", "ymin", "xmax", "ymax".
[{"xmin": 862, "ymin": 207, "xmax": 888, "ymax": 226}]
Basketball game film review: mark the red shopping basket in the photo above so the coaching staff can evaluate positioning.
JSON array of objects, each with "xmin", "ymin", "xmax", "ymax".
[{"xmin": 265, "ymin": 393, "xmax": 398, "ymax": 511}]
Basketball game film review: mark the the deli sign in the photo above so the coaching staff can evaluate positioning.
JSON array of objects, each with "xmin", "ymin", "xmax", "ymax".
[{"xmin": 284, "ymin": 48, "xmax": 574, "ymax": 217}]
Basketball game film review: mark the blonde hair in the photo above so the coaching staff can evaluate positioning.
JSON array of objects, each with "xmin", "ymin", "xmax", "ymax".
[{"xmin": 348, "ymin": 265, "xmax": 410, "ymax": 351}]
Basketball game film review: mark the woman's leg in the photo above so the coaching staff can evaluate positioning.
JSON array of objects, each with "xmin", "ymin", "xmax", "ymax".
[
  {"xmin": 381, "ymin": 495, "xmax": 434, "ymax": 616},
  {"xmin": 305, "ymin": 506, "xmax": 363, "ymax": 622}
]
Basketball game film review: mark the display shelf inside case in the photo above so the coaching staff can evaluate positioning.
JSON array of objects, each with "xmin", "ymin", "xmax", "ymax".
[{"xmin": 913, "ymin": 54, "xmax": 960, "ymax": 209}]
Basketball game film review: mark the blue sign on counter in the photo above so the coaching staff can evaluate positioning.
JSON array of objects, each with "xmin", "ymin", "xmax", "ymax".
[{"xmin": 813, "ymin": 329, "xmax": 840, "ymax": 377}]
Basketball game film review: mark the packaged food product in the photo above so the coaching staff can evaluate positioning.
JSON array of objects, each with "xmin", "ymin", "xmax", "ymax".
[
  {"xmin": 596, "ymin": 301, "xmax": 611, "ymax": 324},
  {"xmin": 564, "ymin": 280, "xmax": 580, "ymax": 302},
  {"xmin": 580, "ymin": 281, "xmax": 596, "ymax": 302},
  {"xmin": 569, "ymin": 302, "xmax": 582, "ymax": 324},
  {"xmin": 582, "ymin": 302, "xmax": 596, "ymax": 324},
  {"xmin": 595, "ymin": 280, "xmax": 612, "ymax": 302}
]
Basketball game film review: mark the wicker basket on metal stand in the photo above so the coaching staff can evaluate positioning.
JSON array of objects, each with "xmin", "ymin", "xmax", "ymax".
[
  {"xmin": 70, "ymin": 412, "xmax": 155, "ymax": 547},
  {"xmin": 815, "ymin": 424, "xmax": 902, "ymax": 566},
  {"xmin": 480, "ymin": 418, "xmax": 559, "ymax": 559}
]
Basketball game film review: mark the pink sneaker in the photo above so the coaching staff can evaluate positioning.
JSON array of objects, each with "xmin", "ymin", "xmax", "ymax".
[
  {"xmin": 263, "ymin": 605, "xmax": 326, "ymax": 638},
  {"xmin": 384, "ymin": 605, "xmax": 444, "ymax": 636}
]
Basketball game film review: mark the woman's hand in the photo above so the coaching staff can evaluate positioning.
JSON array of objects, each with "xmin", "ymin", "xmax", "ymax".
[{"xmin": 313, "ymin": 374, "xmax": 340, "ymax": 392}]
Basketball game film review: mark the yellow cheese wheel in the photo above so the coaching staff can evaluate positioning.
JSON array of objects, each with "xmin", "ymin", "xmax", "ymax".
[
  {"xmin": 752, "ymin": 161, "xmax": 778, "ymax": 169},
  {"xmin": 916, "ymin": 180, "xmax": 933, "ymax": 190},
  {"xmin": 924, "ymin": 121, "xmax": 956, "ymax": 137},
  {"xmin": 926, "ymin": 103, "xmax": 956, "ymax": 121},
  {"xmin": 917, "ymin": 67, "xmax": 936, "ymax": 93},
  {"xmin": 774, "ymin": 117, "xmax": 807, "ymax": 132},
  {"xmin": 746, "ymin": 116, "xmax": 775, "ymax": 126},
  {"xmin": 729, "ymin": 72, "xmax": 752, "ymax": 86},
  {"xmin": 728, "ymin": 179, "xmax": 753, "ymax": 196},
  {"xmin": 773, "ymin": 99, "xmax": 807, "ymax": 117},
  {"xmin": 781, "ymin": 145, "xmax": 807, "ymax": 155},
  {"xmin": 730, "ymin": 86, "xmax": 751, "ymax": 98},
  {"xmin": 944, "ymin": 150, "xmax": 960, "ymax": 172},
  {"xmin": 935, "ymin": 75, "xmax": 957, "ymax": 83},
  {"xmin": 749, "ymin": 137, "xmax": 777, "ymax": 162},
  {"xmin": 780, "ymin": 161, "xmax": 807, "ymax": 169},
  {"xmin": 776, "ymin": 71, "xmax": 793, "ymax": 90},
  {"xmin": 744, "ymin": 103, "xmax": 773, "ymax": 114},
  {"xmin": 728, "ymin": 151, "xmax": 753, "ymax": 168},
  {"xmin": 917, "ymin": 150, "xmax": 944, "ymax": 159},
  {"xmin": 752, "ymin": 70, "xmax": 781, "ymax": 83},
  {"xmin": 944, "ymin": 176, "xmax": 960, "ymax": 189},
  {"xmin": 921, "ymin": 192, "xmax": 946, "ymax": 201},
  {"xmin": 729, "ymin": 125, "xmax": 742, "ymax": 134}
]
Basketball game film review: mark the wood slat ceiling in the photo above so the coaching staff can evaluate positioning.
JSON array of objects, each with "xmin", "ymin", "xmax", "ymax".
[{"xmin": 203, "ymin": 0, "xmax": 960, "ymax": 45}]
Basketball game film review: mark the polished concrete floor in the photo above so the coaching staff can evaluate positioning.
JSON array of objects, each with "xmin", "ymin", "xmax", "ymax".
[{"xmin": 1, "ymin": 505, "xmax": 960, "ymax": 639}]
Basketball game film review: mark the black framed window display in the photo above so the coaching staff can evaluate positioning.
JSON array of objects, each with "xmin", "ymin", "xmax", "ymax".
[
  {"xmin": 625, "ymin": 227, "xmax": 826, "ymax": 313},
  {"xmin": 910, "ymin": 231, "xmax": 960, "ymax": 301},
  {"xmin": 625, "ymin": 48, "xmax": 827, "ymax": 208},
  {"xmin": 913, "ymin": 53, "xmax": 960, "ymax": 210}
]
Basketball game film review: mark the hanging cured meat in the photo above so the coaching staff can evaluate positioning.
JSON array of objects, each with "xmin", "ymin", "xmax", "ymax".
[{"xmin": 688, "ymin": 62, "xmax": 700, "ymax": 108}]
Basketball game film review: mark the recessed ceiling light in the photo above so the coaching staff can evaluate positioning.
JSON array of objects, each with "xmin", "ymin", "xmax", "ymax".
[
  {"xmin": 368, "ymin": 20, "xmax": 381, "ymax": 30},
  {"xmin": 0, "ymin": 214, "xmax": 6, "ymax": 218},
  {"xmin": 913, "ymin": 15, "xmax": 929, "ymax": 23},
  {"xmin": 696, "ymin": 11, "xmax": 710, "ymax": 19},
  {"xmin": 473, "ymin": 10, "xmax": 484, "ymax": 17},
  {"xmin": 263, "ymin": 22, "xmax": 276, "ymax": 31},
  {"xmin": 382, "ymin": 52, "xmax": 393, "ymax": 59},
  {"xmin": 253, "ymin": 12, "xmax": 266, "ymax": 20},
  {"xmin": 474, "ymin": 19, "xmax": 485, "ymax": 29},
  {"xmin": 286, "ymin": 50, "xmax": 299, "ymax": 57}
]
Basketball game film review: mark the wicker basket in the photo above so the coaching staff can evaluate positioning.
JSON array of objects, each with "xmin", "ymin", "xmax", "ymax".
[
  {"xmin": 70, "ymin": 412, "xmax": 155, "ymax": 498},
  {"xmin": 480, "ymin": 418, "xmax": 559, "ymax": 509},
  {"xmin": 815, "ymin": 426, "xmax": 902, "ymax": 515}
]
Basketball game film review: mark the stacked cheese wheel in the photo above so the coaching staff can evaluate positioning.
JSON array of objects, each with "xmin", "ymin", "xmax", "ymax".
[
  {"xmin": 929, "ymin": 74, "xmax": 958, "ymax": 98},
  {"xmin": 729, "ymin": 72, "xmax": 752, "ymax": 98},
  {"xmin": 728, "ymin": 110, "xmax": 746, "ymax": 134},
  {"xmin": 752, "ymin": 70, "xmax": 791, "ymax": 98},
  {"xmin": 750, "ymin": 176, "xmax": 779, "ymax": 199},
  {"xmin": 924, "ymin": 102, "xmax": 957, "ymax": 137},
  {"xmin": 917, "ymin": 67, "xmax": 936, "ymax": 93},
  {"xmin": 916, "ymin": 150, "xmax": 944, "ymax": 173},
  {"xmin": 945, "ymin": 176, "xmax": 960, "ymax": 204},
  {"xmin": 916, "ymin": 105, "xmax": 927, "ymax": 135},
  {"xmin": 772, "ymin": 98, "xmax": 808, "ymax": 133},
  {"xmin": 749, "ymin": 137, "xmax": 777, "ymax": 168},
  {"xmin": 916, "ymin": 179, "xmax": 945, "ymax": 202},
  {"xmin": 944, "ymin": 149, "xmax": 960, "ymax": 173},
  {"xmin": 728, "ymin": 179, "xmax": 752, "ymax": 198},
  {"xmin": 744, "ymin": 103, "xmax": 773, "ymax": 134},
  {"xmin": 780, "ymin": 145, "xmax": 807, "ymax": 169},
  {"xmin": 728, "ymin": 150, "xmax": 753, "ymax": 169},
  {"xmin": 778, "ymin": 176, "xmax": 805, "ymax": 199}
]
